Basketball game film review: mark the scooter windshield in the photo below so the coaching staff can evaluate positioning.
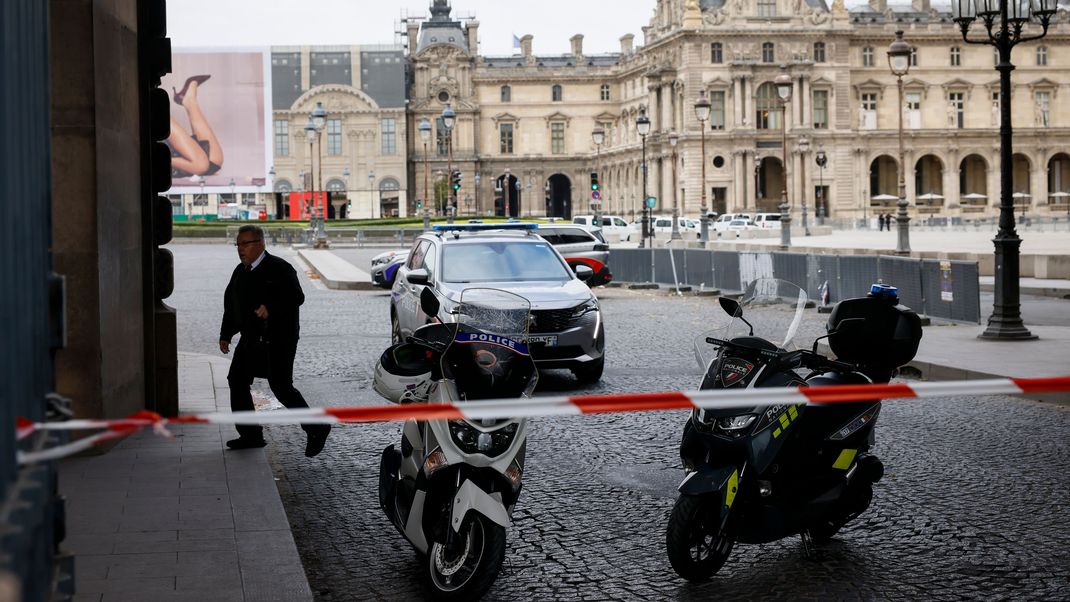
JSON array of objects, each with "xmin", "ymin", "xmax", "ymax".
[
  {"xmin": 445, "ymin": 288, "xmax": 538, "ymax": 401},
  {"xmin": 694, "ymin": 278, "xmax": 810, "ymax": 369}
]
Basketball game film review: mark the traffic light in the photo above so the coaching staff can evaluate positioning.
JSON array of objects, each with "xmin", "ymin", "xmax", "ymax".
[
  {"xmin": 451, "ymin": 170, "xmax": 462, "ymax": 191},
  {"xmin": 590, "ymin": 171, "xmax": 600, "ymax": 191}
]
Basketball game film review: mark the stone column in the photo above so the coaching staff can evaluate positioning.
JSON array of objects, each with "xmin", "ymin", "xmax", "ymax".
[
  {"xmin": 733, "ymin": 76, "xmax": 743, "ymax": 128},
  {"xmin": 801, "ymin": 76, "xmax": 811, "ymax": 127},
  {"xmin": 743, "ymin": 76, "xmax": 752, "ymax": 127}
]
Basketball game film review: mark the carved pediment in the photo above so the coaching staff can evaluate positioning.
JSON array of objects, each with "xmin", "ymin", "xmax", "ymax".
[
  {"xmin": 941, "ymin": 78, "xmax": 974, "ymax": 100},
  {"xmin": 544, "ymin": 111, "xmax": 571, "ymax": 126},
  {"xmin": 810, "ymin": 76, "xmax": 835, "ymax": 87},
  {"xmin": 290, "ymin": 85, "xmax": 380, "ymax": 113},
  {"xmin": 705, "ymin": 76, "xmax": 732, "ymax": 89},
  {"xmin": 902, "ymin": 78, "xmax": 930, "ymax": 99},
  {"xmin": 594, "ymin": 111, "xmax": 618, "ymax": 122},
  {"xmin": 853, "ymin": 79, "xmax": 886, "ymax": 100},
  {"xmin": 492, "ymin": 112, "xmax": 520, "ymax": 124}
]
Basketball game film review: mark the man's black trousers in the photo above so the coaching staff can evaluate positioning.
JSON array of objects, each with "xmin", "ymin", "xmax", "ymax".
[{"xmin": 227, "ymin": 337, "xmax": 314, "ymax": 440}]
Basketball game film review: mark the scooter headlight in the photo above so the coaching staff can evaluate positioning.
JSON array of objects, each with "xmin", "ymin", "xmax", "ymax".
[
  {"xmin": 448, "ymin": 420, "xmax": 519, "ymax": 456},
  {"xmin": 715, "ymin": 414, "xmax": 757, "ymax": 437}
]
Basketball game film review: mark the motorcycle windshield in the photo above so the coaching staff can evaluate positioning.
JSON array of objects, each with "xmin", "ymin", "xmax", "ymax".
[
  {"xmin": 446, "ymin": 288, "xmax": 538, "ymax": 401},
  {"xmin": 694, "ymin": 278, "xmax": 810, "ymax": 370}
]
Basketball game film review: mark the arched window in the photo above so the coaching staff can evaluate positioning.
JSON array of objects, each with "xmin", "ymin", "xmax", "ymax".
[
  {"xmin": 552, "ymin": 84, "xmax": 562, "ymax": 102},
  {"xmin": 755, "ymin": 82, "xmax": 781, "ymax": 130},
  {"xmin": 274, "ymin": 179, "xmax": 293, "ymax": 193},
  {"xmin": 379, "ymin": 178, "xmax": 401, "ymax": 218},
  {"xmin": 379, "ymin": 177, "xmax": 401, "ymax": 191},
  {"xmin": 813, "ymin": 41, "xmax": 826, "ymax": 63},
  {"xmin": 762, "ymin": 42, "xmax": 775, "ymax": 64},
  {"xmin": 326, "ymin": 179, "xmax": 346, "ymax": 193},
  {"xmin": 501, "ymin": 85, "xmax": 511, "ymax": 102}
]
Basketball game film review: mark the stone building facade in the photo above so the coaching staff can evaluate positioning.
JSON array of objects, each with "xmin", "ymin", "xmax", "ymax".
[
  {"xmin": 407, "ymin": 0, "xmax": 1070, "ymax": 222},
  {"xmin": 270, "ymin": 45, "xmax": 410, "ymax": 219}
]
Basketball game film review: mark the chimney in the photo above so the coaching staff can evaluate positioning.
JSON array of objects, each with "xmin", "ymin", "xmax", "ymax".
[
  {"xmin": 620, "ymin": 34, "xmax": 634, "ymax": 56},
  {"xmin": 520, "ymin": 34, "xmax": 533, "ymax": 59},
  {"xmin": 467, "ymin": 20, "xmax": 479, "ymax": 55},
  {"xmin": 911, "ymin": 0, "xmax": 930, "ymax": 11},
  {"xmin": 868, "ymin": 0, "xmax": 887, "ymax": 11},
  {"xmin": 570, "ymin": 34, "xmax": 584, "ymax": 58},
  {"xmin": 406, "ymin": 21, "xmax": 419, "ymax": 55}
]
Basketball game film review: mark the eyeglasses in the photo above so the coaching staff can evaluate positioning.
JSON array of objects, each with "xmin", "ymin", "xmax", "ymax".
[{"xmin": 234, "ymin": 239, "xmax": 263, "ymax": 247}]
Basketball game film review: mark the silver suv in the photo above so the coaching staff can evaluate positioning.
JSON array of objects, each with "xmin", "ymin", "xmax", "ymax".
[{"xmin": 390, "ymin": 224, "xmax": 606, "ymax": 383}]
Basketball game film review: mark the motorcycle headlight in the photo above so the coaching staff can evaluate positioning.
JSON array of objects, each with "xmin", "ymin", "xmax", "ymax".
[
  {"xmin": 717, "ymin": 414, "xmax": 757, "ymax": 433},
  {"xmin": 448, "ymin": 420, "xmax": 518, "ymax": 456},
  {"xmin": 571, "ymin": 299, "xmax": 599, "ymax": 318}
]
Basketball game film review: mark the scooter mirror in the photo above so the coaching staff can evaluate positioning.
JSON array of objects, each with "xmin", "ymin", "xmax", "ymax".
[
  {"xmin": 719, "ymin": 296, "xmax": 743, "ymax": 318},
  {"xmin": 420, "ymin": 287, "xmax": 440, "ymax": 319}
]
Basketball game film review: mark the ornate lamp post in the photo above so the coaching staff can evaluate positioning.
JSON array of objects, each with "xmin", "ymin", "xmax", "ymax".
[
  {"xmin": 753, "ymin": 152, "xmax": 763, "ymax": 211},
  {"xmin": 669, "ymin": 131, "xmax": 681, "ymax": 240},
  {"xmin": 304, "ymin": 117, "xmax": 317, "ymax": 222},
  {"xmin": 441, "ymin": 103, "xmax": 456, "ymax": 222},
  {"xmin": 775, "ymin": 68, "xmax": 793, "ymax": 249},
  {"xmin": 694, "ymin": 90, "xmax": 711, "ymax": 242},
  {"xmin": 797, "ymin": 137, "xmax": 811, "ymax": 236},
  {"xmin": 474, "ymin": 173, "xmax": 481, "ymax": 216},
  {"xmin": 368, "ymin": 170, "xmax": 376, "ymax": 219},
  {"xmin": 954, "ymin": 0, "xmax": 1055, "ymax": 340},
  {"xmin": 268, "ymin": 166, "xmax": 276, "ymax": 217},
  {"xmin": 308, "ymin": 102, "xmax": 329, "ymax": 247},
  {"xmin": 592, "ymin": 125, "xmax": 605, "ymax": 226},
  {"xmin": 503, "ymin": 167, "xmax": 512, "ymax": 218},
  {"xmin": 637, "ymin": 107, "xmax": 651, "ymax": 248},
  {"xmin": 888, "ymin": 30, "xmax": 913, "ymax": 255},
  {"xmin": 418, "ymin": 118, "xmax": 432, "ymax": 228},
  {"xmin": 815, "ymin": 147, "xmax": 827, "ymax": 225}
]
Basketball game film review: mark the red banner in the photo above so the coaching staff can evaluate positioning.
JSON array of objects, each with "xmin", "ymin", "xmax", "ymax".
[{"xmin": 288, "ymin": 191, "xmax": 328, "ymax": 221}]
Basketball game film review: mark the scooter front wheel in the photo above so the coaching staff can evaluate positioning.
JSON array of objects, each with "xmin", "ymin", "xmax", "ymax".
[
  {"xmin": 666, "ymin": 494, "xmax": 734, "ymax": 581},
  {"xmin": 425, "ymin": 514, "xmax": 506, "ymax": 600}
]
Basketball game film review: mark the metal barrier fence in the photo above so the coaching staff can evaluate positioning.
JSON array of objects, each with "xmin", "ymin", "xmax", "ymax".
[{"xmin": 611, "ymin": 247, "xmax": 981, "ymax": 323}]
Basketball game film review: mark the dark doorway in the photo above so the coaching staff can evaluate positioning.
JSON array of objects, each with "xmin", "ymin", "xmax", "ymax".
[
  {"xmin": 495, "ymin": 174, "xmax": 521, "ymax": 217},
  {"xmin": 548, "ymin": 174, "xmax": 571, "ymax": 219}
]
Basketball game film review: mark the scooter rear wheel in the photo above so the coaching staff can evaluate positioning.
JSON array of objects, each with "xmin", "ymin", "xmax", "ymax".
[
  {"xmin": 425, "ymin": 514, "xmax": 506, "ymax": 600},
  {"xmin": 666, "ymin": 494, "xmax": 734, "ymax": 582}
]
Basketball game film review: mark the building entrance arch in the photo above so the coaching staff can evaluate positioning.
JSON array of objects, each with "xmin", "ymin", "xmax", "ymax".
[
  {"xmin": 756, "ymin": 157, "xmax": 784, "ymax": 213},
  {"xmin": 547, "ymin": 174, "xmax": 572, "ymax": 219},
  {"xmin": 495, "ymin": 174, "xmax": 521, "ymax": 217}
]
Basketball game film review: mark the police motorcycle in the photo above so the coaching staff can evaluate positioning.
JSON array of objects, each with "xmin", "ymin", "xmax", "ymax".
[
  {"xmin": 374, "ymin": 287, "xmax": 536, "ymax": 600},
  {"xmin": 666, "ymin": 278, "xmax": 922, "ymax": 581}
]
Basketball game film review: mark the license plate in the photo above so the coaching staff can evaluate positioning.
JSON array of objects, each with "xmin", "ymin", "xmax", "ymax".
[{"xmin": 528, "ymin": 335, "xmax": 558, "ymax": 347}]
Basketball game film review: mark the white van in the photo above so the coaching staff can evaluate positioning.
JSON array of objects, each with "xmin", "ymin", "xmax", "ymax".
[
  {"xmin": 753, "ymin": 213, "xmax": 782, "ymax": 230},
  {"xmin": 573, "ymin": 215, "xmax": 630, "ymax": 239},
  {"xmin": 712, "ymin": 213, "xmax": 753, "ymax": 232}
]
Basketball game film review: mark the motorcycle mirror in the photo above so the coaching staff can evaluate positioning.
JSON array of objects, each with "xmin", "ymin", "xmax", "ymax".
[
  {"xmin": 719, "ymin": 297, "xmax": 742, "ymax": 318},
  {"xmin": 420, "ymin": 287, "xmax": 440, "ymax": 318}
]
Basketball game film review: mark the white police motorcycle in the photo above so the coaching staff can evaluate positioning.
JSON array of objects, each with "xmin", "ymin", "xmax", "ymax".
[{"xmin": 374, "ymin": 287, "xmax": 536, "ymax": 600}]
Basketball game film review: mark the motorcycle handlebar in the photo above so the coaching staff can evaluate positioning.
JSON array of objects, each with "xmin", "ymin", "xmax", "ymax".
[{"xmin": 705, "ymin": 337, "xmax": 856, "ymax": 374}]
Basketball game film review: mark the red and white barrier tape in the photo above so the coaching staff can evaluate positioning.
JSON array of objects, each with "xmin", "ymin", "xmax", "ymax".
[{"xmin": 16, "ymin": 376, "xmax": 1070, "ymax": 465}]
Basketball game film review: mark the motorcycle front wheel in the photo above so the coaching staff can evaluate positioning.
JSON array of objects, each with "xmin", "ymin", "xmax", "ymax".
[
  {"xmin": 666, "ymin": 494, "xmax": 734, "ymax": 581},
  {"xmin": 425, "ymin": 513, "xmax": 506, "ymax": 600}
]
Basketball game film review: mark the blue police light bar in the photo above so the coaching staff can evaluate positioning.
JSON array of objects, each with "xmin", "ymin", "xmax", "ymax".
[{"xmin": 431, "ymin": 223, "xmax": 540, "ymax": 232}]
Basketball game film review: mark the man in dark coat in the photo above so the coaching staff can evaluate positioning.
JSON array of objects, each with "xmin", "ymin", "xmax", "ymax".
[{"xmin": 219, "ymin": 225, "xmax": 330, "ymax": 457}]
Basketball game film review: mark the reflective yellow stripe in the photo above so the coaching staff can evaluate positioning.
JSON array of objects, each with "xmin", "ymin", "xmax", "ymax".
[
  {"xmin": 725, "ymin": 469, "xmax": 739, "ymax": 509},
  {"xmin": 788, "ymin": 406, "xmax": 799, "ymax": 421},
  {"xmin": 832, "ymin": 448, "xmax": 858, "ymax": 470},
  {"xmin": 773, "ymin": 427, "xmax": 782, "ymax": 438},
  {"xmin": 778, "ymin": 414, "xmax": 790, "ymax": 429}
]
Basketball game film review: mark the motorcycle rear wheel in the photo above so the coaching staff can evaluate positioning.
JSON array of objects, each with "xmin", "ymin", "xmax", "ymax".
[
  {"xmin": 666, "ymin": 494, "xmax": 734, "ymax": 582},
  {"xmin": 425, "ymin": 514, "xmax": 506, "ymax": 600}
]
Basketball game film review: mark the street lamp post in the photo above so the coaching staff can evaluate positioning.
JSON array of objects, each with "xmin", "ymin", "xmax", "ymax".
[
  {"xmin": 368, "ymin": 170, "xmax": 376, "ymax": 220},
  {"xmin": 888, "ymin": 30, "xmax": 913, "ymax": 255},
  {"xmin": 304, "ymin": 117, "xmax": 316, "ymax": 223},
  {"xmin": 592, "ymin": 125, "xmax": 605, "ymax": 226},
  {"xmin": 775, "ymin": 68, "xmax": 793, "ymax": 249},
  {"xmin": 669, "ymin": 131, "xmax": 681, "ymax": 240},
  {"xmin": 504, "ymin": 168, "xmax": 511, "ymax": 218},
  {"xmin": 694, "ymin": 90, "xmax": 711, "ymax": 243},
  {"xmin": 418, "ymin": 118, "xmax": 432, "ymax": 228},
  {"xmin": 309, "ymin": 102, "xmax": 328, "ymax": 247},
  {"xmin": 754, "ymin": 152, "xmax": 762, "ymax": 211},
  {"xmin": 797, "ymin": 137, "xmax": 811, "ymax": 236},
  {"xmin": 815, "ymin": 147, "xmax": 827, "ymax": 225},
  {"xmin": 268, "ymin": 165, "xmax": 276, "ymax": 217},
  {"xmin": 342, "ymin": 166, "xmax": 351, "ymax": 218},
  {"xmin": 474, "ymin": 173, "xmax": 481, "ymax": 216},
  {"xmin": 954, "ymin": 0, "xmax": 1054, "ymax": 340},
  {"xmin": 637, "ymin": 107, "xmax": 651, "ymax": 249},
  {"xmin": 441, "ymin": 103, "xmax": 456, "ymax": 223}
]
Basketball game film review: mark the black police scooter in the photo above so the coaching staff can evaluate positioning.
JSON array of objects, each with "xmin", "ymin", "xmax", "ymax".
[{"xmin": 666, "ymin": 279, "xmax": 922, "ymax": 581}]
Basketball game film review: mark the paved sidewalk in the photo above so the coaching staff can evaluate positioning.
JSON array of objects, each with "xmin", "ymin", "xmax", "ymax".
[
  {"xmin": 979, "ymin": 275, "xmax": 1070, "ymax": 299},
  {"xmin": 58, "ymin": 352, "xmax": 312, "ymax": 602},
  {"xmin": 296, "ymin": 249, "xmax": 374, "ymax": 291}
]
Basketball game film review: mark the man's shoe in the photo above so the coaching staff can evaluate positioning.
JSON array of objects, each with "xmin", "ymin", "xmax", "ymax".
[
  {"xmin": 226, "ymin": 437, "xmax": 267, "ymax": 450},
  {"xmin": 305, "ymin": 425, "xmax": 331, "ymax": 458}
]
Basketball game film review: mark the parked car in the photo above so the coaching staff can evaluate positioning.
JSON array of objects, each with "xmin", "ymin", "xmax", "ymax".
[
  {"xmin": 650, "ymin": 216, "xmax": 702, "ymax": 239},
  {"xmin": 712, "ymin": 213, "xmax": 754, "ymax": 233},
  {"xmin": 390, "ymin": 223, "xmax": 606, "ymax": 383},
  {"xmin": 725, "ymin": 218, "xmax": 757, "ymax": 236},
  {"xmin": 753, "ymin": 212, "xmax": 782, "ymax": 230},
  {"xmin": 572, "ymin": 215, "xmax": 630, "ymax": 239},
  {"xmin": 370, "ymin": 250, "xmax": 409, "ymax": 289},
  {"xmin": 536, "ymin": 224, "xmax": 613, "ymax": 287}
]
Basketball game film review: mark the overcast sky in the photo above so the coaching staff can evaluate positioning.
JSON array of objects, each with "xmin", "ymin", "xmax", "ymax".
[{"xmin": 168, "ymin": 0, "xmax": 659, "ymax": 55}]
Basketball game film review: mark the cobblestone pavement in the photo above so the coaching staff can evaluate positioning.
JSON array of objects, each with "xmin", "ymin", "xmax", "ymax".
[{"xmin": 169, "ymin": 244, "xmax": 1070, "ymax": 601}]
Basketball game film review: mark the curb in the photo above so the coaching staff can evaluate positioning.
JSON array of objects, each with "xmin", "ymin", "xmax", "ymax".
[
  {"xmin": 297, "ymin": 250, "xmax": 377, "ymax": 291},
  {"xmin": 979, "ymin": 282, "xmax": 1070, "ymax": 299}
]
